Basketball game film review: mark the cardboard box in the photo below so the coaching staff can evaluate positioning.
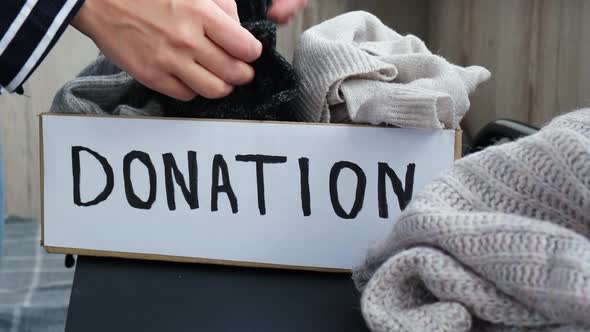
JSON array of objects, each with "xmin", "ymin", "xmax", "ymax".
[{"xmin": 40, "ymin": 113, "xmax": 461, "ymax": 272}]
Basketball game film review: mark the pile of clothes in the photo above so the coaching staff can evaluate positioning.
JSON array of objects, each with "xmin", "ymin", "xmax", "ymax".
[
  {"xmin": 50, "ymin": 10, "xmax": 489, "ymax": 129},
  {"xmin": 50, "ymin": 4, "xmax": 590, "ymax": 332},
  {"xmin": 353, "ymin": 109, "xmax": 590, "ymax": 332}
]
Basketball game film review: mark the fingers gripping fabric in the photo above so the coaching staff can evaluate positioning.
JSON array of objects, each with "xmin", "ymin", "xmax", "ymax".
[
  {"xmin": 50, "ymin": 0, "xmax": 299, "ymax": 121},
  {"xmin": 160, "ymin": 0, "xmax": 299, "ymax": 120}
]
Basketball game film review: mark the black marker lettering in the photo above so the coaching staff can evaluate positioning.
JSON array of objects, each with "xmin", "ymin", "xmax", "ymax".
[
  {"xmin": 298, "ymin": 158, "xmax": 311, "ymax": 217},
  {"xmin": 235, "ymin": 154, "xmax": 287, "ymax": 215},
  {"xmin": 211, "ymin": 154, "xmax": 238, "ymax": 213},
  {"xmin": 123, "ymin": 151, "xmax": 157, "ymax": 210},
  {"xmin": 329, "ymin": 161, "xmax": 366, "ymax": 219},
  {"xmin": 378, "ymin": 163, "xmax": 415, "ymax": 218},
  {"xmin": 71, "ymin": 146, "xmax": 114, "ymax": 207},
  {"xmin": 163, "ymin": 151, "xmax": 199, "ymax": 211}
]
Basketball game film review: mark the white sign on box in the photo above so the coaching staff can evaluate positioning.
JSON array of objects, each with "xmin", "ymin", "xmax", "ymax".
[{"xmin": 40, "ymin": 114, "xmax": 459, "ymax": 271}]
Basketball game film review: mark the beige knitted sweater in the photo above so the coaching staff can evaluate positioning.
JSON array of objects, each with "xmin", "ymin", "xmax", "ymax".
[
  {"xmin": 292, "ymin": 11, "xmax": 490, "ymax": 129},
  {"xmin": 353, "ymin": 109, "xmax": 590, "ymax": 332}
]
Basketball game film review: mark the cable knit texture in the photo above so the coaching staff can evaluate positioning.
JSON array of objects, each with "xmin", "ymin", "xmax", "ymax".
[
  {"xmin": 352, "ymin": 109, "xmax": 590, "ymax": 332},
  {"xmin": 292, "ymin": 11, "xmax": 491, "ymax": 129}
]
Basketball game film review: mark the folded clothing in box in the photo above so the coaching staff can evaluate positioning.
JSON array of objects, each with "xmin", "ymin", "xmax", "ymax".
[{"xmin": 292, "ymin": 11, "xmax": 491, "ymax": 129}]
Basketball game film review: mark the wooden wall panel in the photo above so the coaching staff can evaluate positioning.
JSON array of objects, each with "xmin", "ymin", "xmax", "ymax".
[
  {"xmin": 549, "ymin": 1, "xmax": 590, "ymax": 123},
  {"xmin": 430, "ymin": 0, "xmax": 536, "ymax": 136},
  {"xmin": 430, "ymin": 0, "xmax": 590, "ymax": 135},
  {"xmin": 0, "ymin": 89, "xmax": 32, "ymax": 218},
  {"xmin": 0, "ymin": 28, "xmax": 98, "ymax": 219}
]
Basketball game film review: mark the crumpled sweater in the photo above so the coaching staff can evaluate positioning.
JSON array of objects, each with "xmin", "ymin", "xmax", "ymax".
[
  {"xmin": 352, "ymin": 109, "xmax": 590, "ymax": 332},
  {"xmin": 50, "ymin": 0, "xmax": 298, "ymax": 121},
  {"xmin": 292, "ymin": 11, "xmax": 491, "ymax": 129}
]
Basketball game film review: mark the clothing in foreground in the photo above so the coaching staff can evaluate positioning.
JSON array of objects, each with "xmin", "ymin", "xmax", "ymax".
[
  {"xmin": 0, "ymin": 0, "xmax": 85, "ymax": 94},
  {"xmin": 292, "ymin": 11, "xmax": 491, "ymax": 129},
  {"xmin": 50, "ymin": 0, "xmax": 299, "ymax": 121},
  {"xmin": 353, "ymin": 109, "xmax": 590, "ymax": 332}
]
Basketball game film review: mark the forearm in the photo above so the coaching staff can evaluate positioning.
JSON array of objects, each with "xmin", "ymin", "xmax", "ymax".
[
  {"xmin": 0, "ymin": 0, "xmax": 85, "ymax": 94},
  {"xmin": 0, "ymin": 0, "xmax": 306, "ymax": 99}
]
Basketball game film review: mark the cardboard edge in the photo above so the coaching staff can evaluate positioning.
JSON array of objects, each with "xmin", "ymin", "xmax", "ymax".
[
  {"xmin": 454, "ymin": 129, "xmax": 463, "ymax": 160},
  {"xmin": 38, "ymin": 112, "xmax": 366, "ymax": 127},
  {"xmin": 43, "ymin": 246, "xmax": 351, "ymax": 274},
  {"xmin": 39, "ymin": 114, "xmax": 45, "ymax": 246},
  {"xmin": 39, "ymin": 112, "xmax": 462, "ymax": 132}
]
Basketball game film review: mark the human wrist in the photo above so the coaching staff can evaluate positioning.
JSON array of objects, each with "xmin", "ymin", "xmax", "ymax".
[{"xmin": 71, "ymin": 0, "xmax": 100, "ymax": 40}]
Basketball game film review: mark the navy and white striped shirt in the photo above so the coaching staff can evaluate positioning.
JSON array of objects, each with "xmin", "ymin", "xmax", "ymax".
[{"xmin": 0, "ymin": 0, "xmax": 85, "ymax": 94}]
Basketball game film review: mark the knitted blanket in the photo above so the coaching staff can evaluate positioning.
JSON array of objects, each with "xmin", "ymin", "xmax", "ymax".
[
  {"xmin": 292, "ymin": 11, "xmax": 490, "ymax": 129},
  {"xmin": 352, "ymin": 109, "xmax": 590, "ymax": 332}
]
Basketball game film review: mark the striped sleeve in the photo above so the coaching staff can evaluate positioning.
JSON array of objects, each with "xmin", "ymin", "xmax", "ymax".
[{"xmin": 0, "ymin": 0, "xmax": 86, "ymax": 94}]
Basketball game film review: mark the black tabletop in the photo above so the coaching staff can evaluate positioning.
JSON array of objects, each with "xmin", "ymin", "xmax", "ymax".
[{"xmin": 66, "ymin": 256, "xmax": 370, "ymax": 332}]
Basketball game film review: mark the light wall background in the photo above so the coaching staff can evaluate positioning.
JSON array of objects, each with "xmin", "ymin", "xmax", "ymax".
[{"xmin": 1, "ymin": 0, "xmax": 589, "ymax": 220}]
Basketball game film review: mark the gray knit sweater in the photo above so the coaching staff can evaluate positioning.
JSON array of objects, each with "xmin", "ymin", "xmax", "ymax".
[
  {"xmin": 353, "ymin": 109, "xmax": 590, "ymax": 332},
  {"xmin": 292, "ymin": 11, "xmax": 490, "ymax": 129}
]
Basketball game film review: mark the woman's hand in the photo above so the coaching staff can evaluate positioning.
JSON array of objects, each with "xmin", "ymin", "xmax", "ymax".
[
  {"xmin": 72, "ymin": 0, "xmax": 263, "ymax": 101},
  {"xmin": 268, "ymin": 0, "xmax": 308, "ymax": 24}
]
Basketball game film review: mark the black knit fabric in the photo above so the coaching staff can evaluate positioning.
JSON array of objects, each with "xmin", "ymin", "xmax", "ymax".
[{"xmin": 158, "ymin": 0, "xmax": 299, "ymax": 121}]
